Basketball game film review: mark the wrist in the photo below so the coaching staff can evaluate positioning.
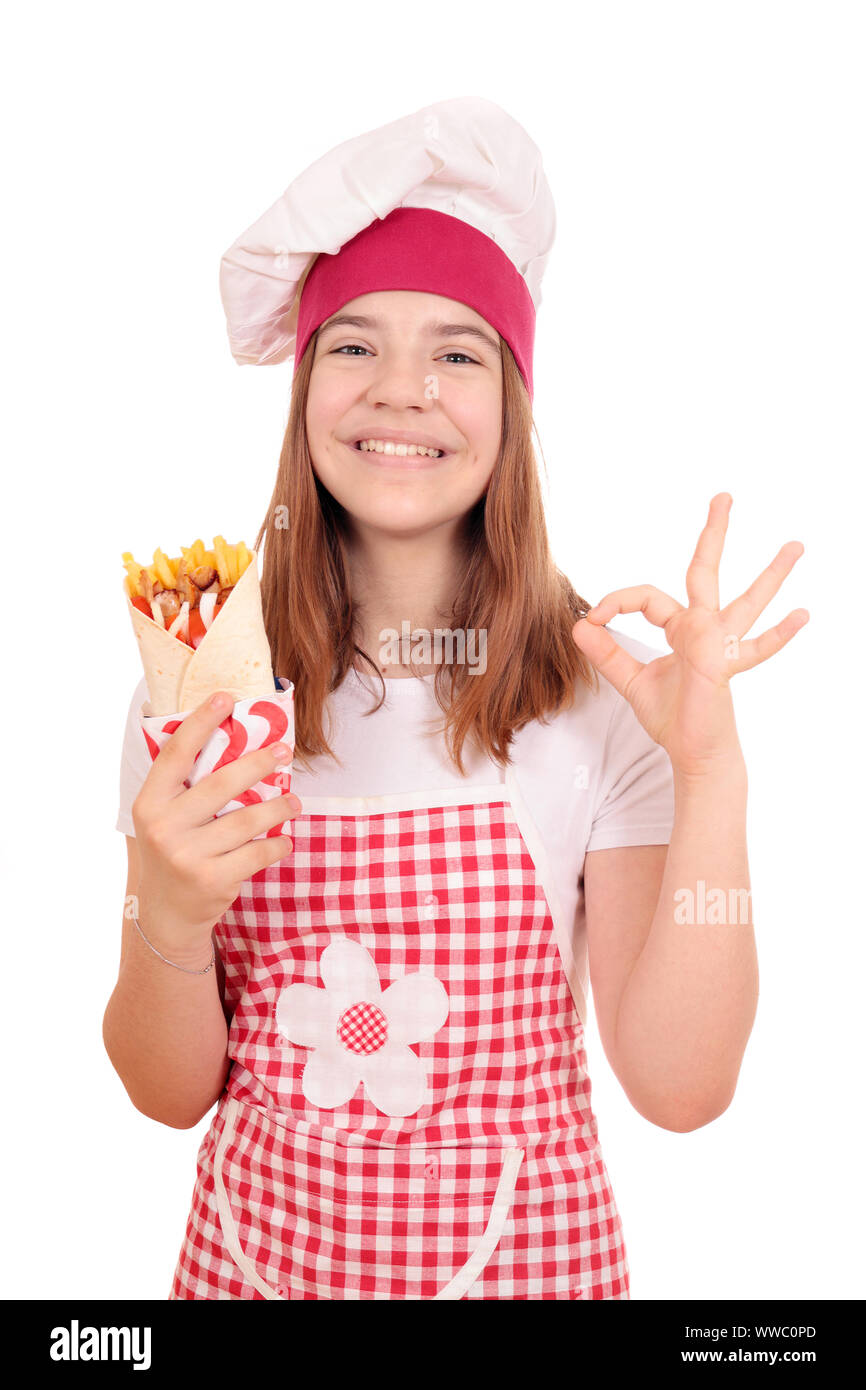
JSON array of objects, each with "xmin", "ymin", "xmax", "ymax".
[
  {"xmin": 133, "ymin": 904, "xmax": 216, "ymax": 972},
  {"xmin": 672, "ymin": 751, "xmax": 748, "ymax": 801}
]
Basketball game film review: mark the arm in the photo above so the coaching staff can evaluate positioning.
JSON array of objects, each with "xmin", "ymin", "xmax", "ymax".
[
  {"xmin": 102, "ymin": 836, "xmax": 231, "ymax": 1130},
  {"xmin": 103, "ymin": 691, "xmax": 300, "ymax": 1130},
  {"xmin": 574, "ymin": 493, "xmax": 805, "ymax": 1133},
  {"xmin": 585, "ymin": 755, "xmax": 756, "ymax": 1133}
]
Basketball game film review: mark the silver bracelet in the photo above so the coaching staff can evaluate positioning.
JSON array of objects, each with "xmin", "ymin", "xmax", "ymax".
[{"xmin": 132, "ymin": 913, "xmax": 215, "ymax": 975}]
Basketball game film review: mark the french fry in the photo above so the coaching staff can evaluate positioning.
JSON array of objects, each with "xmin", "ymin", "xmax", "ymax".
[
  {"xmin": 122, "ymin": 552, "xmax": 143, "ymax": 598},
  {"xmin": 236, "ymin": 542, "xmax": 254, "ymax": 577},
  {"xmin": 212, "ymin": 535, "xmax": 231, "ymax": 587},
  {"xmin": 152, "ymin": 548, "xmax": 175, "ymax": 589},
  {"xmin": 142, "ymin": 565, "xmax": 160, "ymax": 599}
]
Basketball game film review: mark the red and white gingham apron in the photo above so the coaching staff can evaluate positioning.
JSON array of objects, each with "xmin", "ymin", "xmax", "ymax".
[{"xmin": 169, "ymin": 758, "xmax": 630, "ymax": 1300}]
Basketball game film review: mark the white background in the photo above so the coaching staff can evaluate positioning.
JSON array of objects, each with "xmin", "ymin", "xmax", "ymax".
[{"xmin": 2, "ymin": 0, "xmax": 862, "ymax": 1301}]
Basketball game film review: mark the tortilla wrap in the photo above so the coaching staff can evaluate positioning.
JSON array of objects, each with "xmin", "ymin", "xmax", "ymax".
[{"xmin": 126, "ymin": 555, "xmax": 275, "ymax": 715}]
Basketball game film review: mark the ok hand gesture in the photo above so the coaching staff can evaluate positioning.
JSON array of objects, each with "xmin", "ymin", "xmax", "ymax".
[{"xmin": 571, "ymin": 494, "xmax": 808, "ymax": 777}]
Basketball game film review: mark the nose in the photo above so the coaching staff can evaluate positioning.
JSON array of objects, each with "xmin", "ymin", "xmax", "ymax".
[{"xmin": 365, "ymin": 350, "xmax": 438, "ymax": 410}]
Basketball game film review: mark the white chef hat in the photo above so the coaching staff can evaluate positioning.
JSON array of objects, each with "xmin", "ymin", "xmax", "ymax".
[{"xmin": 218, "ymin": 96, "xmax": 556, "ymax": 401}]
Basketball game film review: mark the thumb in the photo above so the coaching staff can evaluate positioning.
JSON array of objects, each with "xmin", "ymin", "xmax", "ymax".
[{"xmin": 571, "ymin": 619, "xmax": 642, "ymax": 701}]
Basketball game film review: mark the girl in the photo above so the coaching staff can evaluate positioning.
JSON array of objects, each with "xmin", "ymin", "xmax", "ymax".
[{"xmin": 104, "ymin": 97, "xmax": 807, "ymax": 1300}]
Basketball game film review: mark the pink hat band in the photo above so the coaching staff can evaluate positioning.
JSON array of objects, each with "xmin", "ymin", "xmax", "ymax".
[{"xmin": 294, "ymin": 206, "xmax": 536, "ymax": 399}]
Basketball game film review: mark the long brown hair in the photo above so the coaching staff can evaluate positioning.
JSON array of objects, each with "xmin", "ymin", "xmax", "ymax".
[{"xmin": 254, "ymin": 331, "xmax": 599, "ymax": 777}]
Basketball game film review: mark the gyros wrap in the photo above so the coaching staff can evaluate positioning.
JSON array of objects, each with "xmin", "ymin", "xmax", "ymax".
[{"xmin": 122, "ymin": 537, "xmax": 275, "ymax": 715}]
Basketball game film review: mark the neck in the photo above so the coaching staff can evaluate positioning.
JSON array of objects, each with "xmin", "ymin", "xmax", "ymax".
[{"xmin": 347, "ymin": 522, "xmax": 465, "ymax": 677}]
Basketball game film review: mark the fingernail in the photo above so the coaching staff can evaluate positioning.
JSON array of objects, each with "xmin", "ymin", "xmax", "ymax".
[
  {"xmin": 271, "ymin": 743, "xmax": 291, "ymax": 761},
  {"xmin": 211, "ymin": 693, "xmax": 229, "ymax": 710}
]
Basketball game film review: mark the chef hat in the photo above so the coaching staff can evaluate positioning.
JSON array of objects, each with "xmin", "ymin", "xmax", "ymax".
[{"xmin": 219, "ymin": 96, "xmax": 556, "ymax": 401}]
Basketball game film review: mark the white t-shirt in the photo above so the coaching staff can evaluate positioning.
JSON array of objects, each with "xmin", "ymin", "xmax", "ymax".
[{"xmin": 116, "ymin": 627, "xmax": 675, "ymax": 1021}]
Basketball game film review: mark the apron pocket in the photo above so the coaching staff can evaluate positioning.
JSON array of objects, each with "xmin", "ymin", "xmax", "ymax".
[{"xmin": 212, "ymin": 1096, "xmax": 523, "ymax": 1300}]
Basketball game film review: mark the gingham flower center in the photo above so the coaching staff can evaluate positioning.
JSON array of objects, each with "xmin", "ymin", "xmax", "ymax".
[{"xmin": 337, "ymin": 1001, "xmax": 389, "ymax": 1054}]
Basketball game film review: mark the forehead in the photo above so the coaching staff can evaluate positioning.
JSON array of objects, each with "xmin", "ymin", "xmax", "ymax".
[{"xmin": 321, "ymin": 290, "xmax": 495, "ymax": 336}]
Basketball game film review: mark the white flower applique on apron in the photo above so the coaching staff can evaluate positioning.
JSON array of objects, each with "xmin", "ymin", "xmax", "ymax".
[{"xmin": 275, "ymin": 938, "xmax": 449, "ymax": 1117}]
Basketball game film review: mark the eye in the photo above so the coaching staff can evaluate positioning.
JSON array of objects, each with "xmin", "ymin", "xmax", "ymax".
[
  {"xmin": 439, "ymin": 352, "xmax": 478, "ymax": 365},
  {"xmin": 331, "ymin": 343, "xmax": 370, "ymax": 356}
]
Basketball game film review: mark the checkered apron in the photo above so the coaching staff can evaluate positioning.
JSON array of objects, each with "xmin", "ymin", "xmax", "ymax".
[{"xmin": 169, "ymin": 759, "xmax": 630, "ymax": 1300}]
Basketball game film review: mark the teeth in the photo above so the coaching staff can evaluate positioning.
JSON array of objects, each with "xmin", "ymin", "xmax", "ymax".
[{"xmin": 357, "ymin": 439, "xmax": 443, "ymax": 457}]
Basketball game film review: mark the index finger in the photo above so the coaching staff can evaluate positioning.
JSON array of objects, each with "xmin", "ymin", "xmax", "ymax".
[
  {"xmin": 145, "ymin": 691, "xmax": 235, "ymax": 797},
  {"xmin": 685, "ymin": 493, "xmax": 732, "ymax": 611}
]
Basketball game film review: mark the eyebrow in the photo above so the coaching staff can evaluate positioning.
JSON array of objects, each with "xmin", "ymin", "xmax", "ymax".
[{"xmin": 317, "ymin": 313, "xmax": 501, "ymax": 356}]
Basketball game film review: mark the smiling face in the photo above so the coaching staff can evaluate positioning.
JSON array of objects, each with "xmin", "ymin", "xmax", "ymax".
[{"xmin": 305, "ymin": 290, "xmax": 503, "ymax": 541}]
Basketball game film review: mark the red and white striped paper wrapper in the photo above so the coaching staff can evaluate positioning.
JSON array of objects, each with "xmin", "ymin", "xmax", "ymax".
[{"xmin": 139, "ymin": 678, "xmax": 295, "ymax": 840}]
